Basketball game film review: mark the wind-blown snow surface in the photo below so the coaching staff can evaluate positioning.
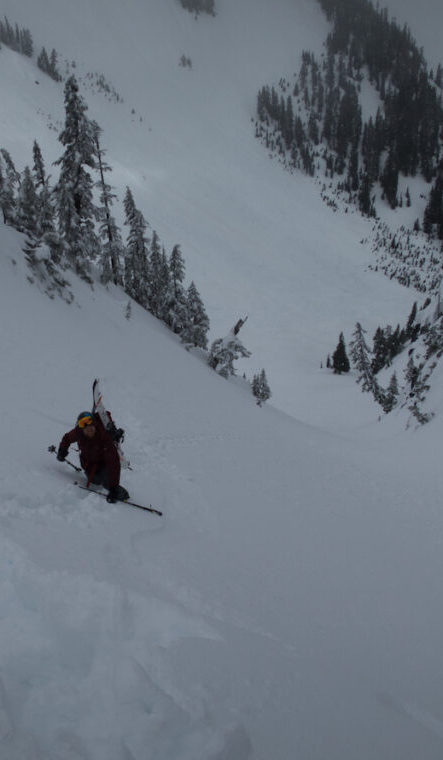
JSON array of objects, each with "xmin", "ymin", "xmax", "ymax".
[{"xmin": 2, "ymin": 227, "xmax": 443, "ymax": 760}]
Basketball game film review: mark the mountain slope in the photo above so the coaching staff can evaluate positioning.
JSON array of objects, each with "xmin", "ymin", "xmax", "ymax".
[
  {"xmin": 2, "ymin": 218, "xmax": 443, "ymax": 760},
  {"xmin": 2, "ymin": 1, "xmax": 443, "ymax": 758},
  {"xmin": 0, "ymin": 0, "xmax": 417, "ymax": 427}
]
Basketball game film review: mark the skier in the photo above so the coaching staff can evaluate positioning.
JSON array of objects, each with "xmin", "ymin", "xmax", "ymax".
[{"xmin": 57, "ymin": 411, "xmax": 129, "ymax": 503}]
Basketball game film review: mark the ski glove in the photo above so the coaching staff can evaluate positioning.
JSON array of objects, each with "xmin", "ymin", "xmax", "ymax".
[
  {"xmin": 106, "ymin": 487, "xmax": 119, "ymax": 504},
  {"xmin": 57, "ymin": 447, "xmax": 68, "ymax": 462}
]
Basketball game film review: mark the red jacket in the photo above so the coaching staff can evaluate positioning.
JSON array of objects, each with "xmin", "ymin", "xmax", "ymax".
[{"xmin": 59, "ymin": 413, "xmax": 120, "ymax": 488}]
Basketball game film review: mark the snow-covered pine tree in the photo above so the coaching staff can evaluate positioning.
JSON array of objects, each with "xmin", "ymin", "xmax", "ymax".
[
  {"xmin": 30, "ymin": 142, "xmax": 63, "ymax": 264},
  {"xmin": 38, "ymin": 179, "xmax": 64, "ymax": 265},
  {"xmin": 332, "ymin": 331, "xmax": 350, "ymax": 374},
  {"xmin": 32, "ymin": 140, "xmax": 46, "ymax": 191},
  {"xmin": 0, "ymin": 17, "xmax": 14, "ymax": 48},
  {"xmin": 158, "ymin": 248, "xmax": 171, "ymax": 324},
  {"xmin": 37, "ymin": 48, "xmax": 51, "ymax": 76},
  {"xmin": 36, "ymin": 45, "xmax": 61, "ymax": 80},
  {"xmin": 180, "ymin": 280, "xmax": 210, "ymax": 348},
  {"xmin": 49, "ymin": 49, "xmax": 62, "ymax": 82},
  {"xmin": 405, "ymin": 301, "xmax": 418, "ymax": 339},
  {"xmin": 54, "ymin": 75, "xmax": 100, "ymax": 279},
  {"xmin": 123, "ymin": 187, "xmax": 150, "ymax": 307},
  {"xmin": 0, "ymin": 149, "xmax": 20, "ymax": 225},
  {"xmin": 166, "ymin": 244, "xmax": 188, "ymax": 334},
  {"xmin": 208, "ymin": 317, "xmax": 251, "ymax": 377},
  {"xmin": 19, "ymin": 28, "xmax": 33, "ymax": 57},
  {"xmin": 404, "ymin": 356, "xmax": 419, "ymax": 391},
  {"xmin": 0, "ymin": 20, "xmax": 33, "ymax": 56},
  {"xmin": 371, "ymin": 326, "xmax": 388, "ymax": 374},
  {"xmin": 424, "ymin": 315, "xmax": 443, "ymax": 359},
  {"xmin": 405, "ymin": 358, "xmax": 434, "ymax": 425},
  {"xmin": 252, "ymin": 369, "xmax": 272, "ymax": 406},
  {"xmin": 147, "ymin": 231, "xmax": 167, "ymax": 319},
  {"xmin": 381, "ymin": 372, "xmax": 399, "ymax": 413},
  {"xmin": 93, "ymin": 125, "xmax": 123, "ymax": 285},
  {"xmin": 16, "ymin": 166, "xmax": 39, "ymax": 236},
  {"xmin": 349, "ymin": 322, "xmax": 376, "ymax": 393},
  {"xmin": 385, "ymin": 324, "xmax": 405, "ymax": 364},
  {"xmin": 180, "ymin": 0, "xmax": 216, "ymax": 16}
]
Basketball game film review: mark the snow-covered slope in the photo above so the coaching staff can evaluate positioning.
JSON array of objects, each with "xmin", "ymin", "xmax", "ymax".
[
  {"xmin": 2, "ymin": 220, "xmax": 443, "ymax": 760},
  {"xmin": 2, "ymin": 1, "xmax": 443, "ymax": 758},
  {"xmin": 0, "ymin": 0, "xmax": 417, "ymax": 427}
]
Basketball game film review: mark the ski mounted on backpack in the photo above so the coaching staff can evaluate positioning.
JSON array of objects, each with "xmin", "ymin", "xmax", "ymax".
[{"xmin": 92, "ymin": 378, "xmax": 131, "ymax": 470}]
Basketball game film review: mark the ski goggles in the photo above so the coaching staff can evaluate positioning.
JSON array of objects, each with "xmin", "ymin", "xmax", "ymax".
[{"xmin": 77, "ymin": 414, "xmax": 94, "ymax": 428}]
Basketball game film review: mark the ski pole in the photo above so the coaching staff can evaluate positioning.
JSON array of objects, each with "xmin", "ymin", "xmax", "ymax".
[{"xmin": 48, "ymin": 445, "xmax": 82, "ymax": 473}]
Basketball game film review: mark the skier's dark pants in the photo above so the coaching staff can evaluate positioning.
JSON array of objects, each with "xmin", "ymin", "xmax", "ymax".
[
  {"xmin": 89, "ymin": 465, "xmax": 129, "ymax": 500},
  {"xmin": 90, "ymin": 464, "xmax": 111, "ymax": 489}
]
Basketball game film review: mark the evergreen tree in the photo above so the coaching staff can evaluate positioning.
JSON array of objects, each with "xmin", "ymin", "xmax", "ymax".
[
  {"xmin": 349, "ymin": 322, "xmax": 375, "ymax": 392},
  {"xmin": 332, "ymin": 332, "xmax": 350, "ymax": 373},
  {"xmin": 406, "ymin": 359, "xmax": 433, "ymax": 424},
  {"xmin": 93, "ymin": 125, "xmax": 123, "ymax": 285},
  {"xmin": 166, "ymin": 244, "xmax": 187, "ymax": 334},
  {"xmin": 358, "ymin": 171, "xmax": 375, "ymax": 216},
  {"xmin": 148, "ymin": 230, "xmax": 164, "ymax": 318},
  {"xmin": 0, "ymin": 149, "xmax": 19, "ymax": 225},
  {"xmin": 180, "ymin": 281, "xmax": 209, "ymax": 349},
  {"xmin": 30, "ymin": 142, "xmax": 60, "ymax": 258},
  {"xmin": 380, "ymin": 147, "xmax": 399, "ymax": 209},
  {"xmin": 380, "ymin": 372, "xmax": 399, "ymax": 413},
  {"xmin": 49, "ymin": 49, "xmax": 62, "ymax": 82},
  {"xmin": 54, "ymin": 75, "xmax": 99, "ymax": 278},
  {"xmin": 32, "ymin": 140, "xmax": 46, "ymax": 190},
  {"xmin": 385, "ymin": 324, "xmax": 405, "ymax": 363},
  {"xmin": 38, "ymin": 180, "xmax": 62, "ymax": 264},
  {"xmin": 16, "ymin": 166, "xmax": 38, "ymax": 236},
  {"xmin": 208, "ymin": 317, "xmax": 251, "ymax": 377},
  {"xmin": 371, "ymin": 326, "xmax": 388, "ymax": 374},
  {"xmin": 405, "ymin": 301, "xmax": 418, "ymax": 339},
  {"xmin": 424, "ymin": 316, "xmax": 443, "ymax": 359},
  {"xmin": 405, "ymin": 356, "xmax": 419, "ymax": 391},
  {"xmin": 252, "ymin": 369, "xmax": 272, "ymax": 406},
  {"xmin": 20, "ymin": 28, "xmax": 33, "ymax": 57},
  {"xmin": 157, "ymin": 248, "xmax": 172, "ymax": 323},
  {"xmin": 423, "ymin": 169, "xmax": 443, "ymax": 237},
  {"xmin": 0, "ymin": 19, "xmax": 32, "ymax": 55},
  {"xmin": 0, "ymin": 17, "xmax": 13, "ymax": 47},
  {"xmin": 123, "ymin": 187, "xmax": 150, "ymax": 307},
  {"xmin": 37, "ymin": 47, "xmax": 50, "ymax": 76},
  {"xmin": 180, "ymin": 0, "xmax": 215, "ymax": 15}
]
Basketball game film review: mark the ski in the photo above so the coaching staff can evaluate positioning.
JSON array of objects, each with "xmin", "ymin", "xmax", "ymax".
[
  {"xmin": 92, "ymin": 378, "xmax": 131, "ymax": 469},
  {"xmin": 75, "ymin": 482, "xmax": 162, "ymax": 516}
]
